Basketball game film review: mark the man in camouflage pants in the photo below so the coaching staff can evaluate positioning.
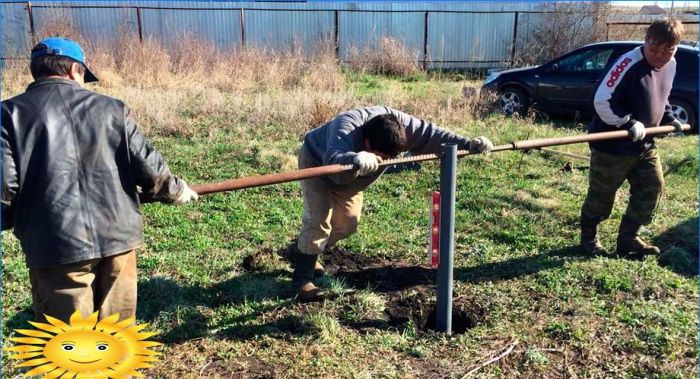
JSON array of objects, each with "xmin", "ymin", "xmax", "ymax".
[{"xmin": 580, "ymin": 18, "xmax": 685, "ymax": 256}]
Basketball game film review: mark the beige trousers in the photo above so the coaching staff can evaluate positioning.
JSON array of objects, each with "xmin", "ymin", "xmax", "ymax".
[
  {"xmin": 297, "ymin": 145, "xmax": 364, "ymax": 255},
  {"xmin": 29, "ymin": 250, "xmax": 137, "ymax": 323}
]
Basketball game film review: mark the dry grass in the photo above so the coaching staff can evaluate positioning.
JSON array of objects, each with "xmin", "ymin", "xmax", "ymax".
[
  {"xmin": 3, "ymin": 18, "xmax": 494, "ymax": 140},
  {"xmin": 2, "ymin": 30, "xmax": 498, "ymax": 139},
  {"xmin": 346, "ymin": 37, "xmax": 421, "ymax": 76},
  {"xmin": 3, "ymin": 17, "xmax": 352, "ymax": 139},
  {"xmin": 513, "ymin": 3, "xmax": 610, "ymax": 66},
  {"xmin": 607, "ymin": 23, "xmax": 699, "ymax": 43}
]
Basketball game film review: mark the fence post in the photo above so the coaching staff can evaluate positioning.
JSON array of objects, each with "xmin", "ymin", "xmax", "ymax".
[
  {"xmin": 27, "ymin": 1, "xmax": 36, "ymax": 46},
  {"xmin": 240, "ymin": 8, "xmax": 246, "ymax": 48},
  {"xmin": 135, "ymin": 7, "xmax": 143, "ymax": 43},
  {"xmin": 334, "ymin": 10, "xmax": 340, "ymax": 59},
  {"xmin": 510, "ymin": 11, "xmax": 519, "ymax": 67},
  {"xmin": 423, "ymin": 11, "xmax": 429, "ymax": 70},
  {"xmin": 436, "ymin": 143, "xmax": 456, "ymax": 334}
]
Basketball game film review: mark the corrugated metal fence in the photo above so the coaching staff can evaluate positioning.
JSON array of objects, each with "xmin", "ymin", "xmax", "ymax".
[{"xmin": 0, "ymin": 1, "xmax": 613, "ymax": 69}]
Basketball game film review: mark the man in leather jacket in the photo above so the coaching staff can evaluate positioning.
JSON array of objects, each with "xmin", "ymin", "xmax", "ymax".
[{"xmin": 1, "ymin": 37, "xmax": 199, "ymax": 322}]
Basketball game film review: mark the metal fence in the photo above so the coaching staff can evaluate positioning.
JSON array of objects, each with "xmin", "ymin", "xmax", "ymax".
[{"xmin": 3, "ymin": 2, "xmax": 690, "ymax": 69}]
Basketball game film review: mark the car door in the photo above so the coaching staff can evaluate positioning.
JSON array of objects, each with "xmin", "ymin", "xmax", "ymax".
[{"xmin": 534, "ymin": 46, "xmax": 616, "ymax": 115}]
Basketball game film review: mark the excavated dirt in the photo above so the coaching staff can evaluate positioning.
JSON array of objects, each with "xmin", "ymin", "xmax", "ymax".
[
  {"xmin": 322, "ymin": 247, "xmax": 435, "ymax": 292},
  {"xmin": 244, "ymin": 246, "xmax": 486, "ymax": 334}
]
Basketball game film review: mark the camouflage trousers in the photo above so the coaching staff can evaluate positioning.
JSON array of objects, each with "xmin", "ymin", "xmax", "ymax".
[{"xmin": 581, "ymin": 148, "xmax": 664, "ymax": 226}]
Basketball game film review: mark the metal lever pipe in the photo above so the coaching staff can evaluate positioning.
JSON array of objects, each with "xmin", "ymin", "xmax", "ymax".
[{"xmin": 190, "ymin": 124, "xmax": 690, "ymax": 195}]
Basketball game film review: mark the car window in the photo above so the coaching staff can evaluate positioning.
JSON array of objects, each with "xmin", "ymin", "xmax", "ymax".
[{"xmin": 557, "ymin": 48, "xmax": 614, "ymax": 72}]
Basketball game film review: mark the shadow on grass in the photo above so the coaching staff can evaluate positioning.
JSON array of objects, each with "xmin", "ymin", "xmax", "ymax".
[
  {"xmin": 333, "ymin": 244, "xmax": 589, "ymax": 294},
  {"xmin": 457, "ymin": 244, "xmax": 588, "ymax": 283},
  {"xmin": 136, "ymin": 270, "xmax": 298, "ymax": 343},
  {"xmin": 654, "ymin": 217, "xmax": 698, "ymax": 277},
  {"xmin": 0, "ymin": 245, "xmax": 593, "ymax": 344}
]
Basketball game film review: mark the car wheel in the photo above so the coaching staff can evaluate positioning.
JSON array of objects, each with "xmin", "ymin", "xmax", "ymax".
[
  {"xmin": 498, "ymin": 87, "xmax": 529, "ymax": 116},
  {"xmin": 669, "ymin": 98, "xmax": 697, "ymax": 133}
]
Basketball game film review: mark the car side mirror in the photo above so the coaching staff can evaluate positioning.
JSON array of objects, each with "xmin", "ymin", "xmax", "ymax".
[{"xmin": 548, "ymin": 63, "xmax": 559, "ymax": 72}]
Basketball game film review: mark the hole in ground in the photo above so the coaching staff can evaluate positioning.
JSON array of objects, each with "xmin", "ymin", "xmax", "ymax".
[{"xmin": 384, "ymin": 286, "xmax": 485, "ymax": 334}]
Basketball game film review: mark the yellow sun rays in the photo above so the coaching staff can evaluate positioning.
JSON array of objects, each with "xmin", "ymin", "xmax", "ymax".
[{"xmin": 4, "ymin": 311, "xmax": 162, "ymax": 378}]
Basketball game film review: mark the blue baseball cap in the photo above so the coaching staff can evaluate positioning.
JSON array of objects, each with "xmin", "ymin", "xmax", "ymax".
[{"xmin": 31, "ymin": 37, "xmax": 98, "ymax": 82}]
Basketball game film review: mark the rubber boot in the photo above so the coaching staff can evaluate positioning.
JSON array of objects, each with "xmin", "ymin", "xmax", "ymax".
[
  {"xmin": 292, "ymin": 252, "xmax": 326, "ymax": 302},
  {"xmin": 580, "ymin": 215, "xmax": 604, "ymax": 255},
  {"xmin": 616, "ymin": 216, "xmax": 660, "ymax": 256},
  {"xmin": 285, "ymin": 242, "xmax": 325, "ymax": 278},
  {"xmin": 313, "ymin": 260, "xmax": 326, "ymax": 279}
]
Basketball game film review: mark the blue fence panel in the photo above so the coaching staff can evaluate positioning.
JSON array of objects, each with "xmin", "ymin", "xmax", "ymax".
[
  {"xmin": 1, "ymin": 2, "xmax": 31, "ymax": 58},
  {"xmin": 427, "ymin": 12, "xmax": 515, "ymax": 69},
  {"xmin": 32, "ymin": 5, "xmax": 138, "ymax": 43},
  {"xmin": 338, "ymin": 11, "xmax": 424, "ymax": 62},
  {"xmin": 244, "ymin": 9, "xmax": 335, "ymax": 53},
  {"xmin": 140, "ymin": 8, "xmax": 241, "ymax": 51}
]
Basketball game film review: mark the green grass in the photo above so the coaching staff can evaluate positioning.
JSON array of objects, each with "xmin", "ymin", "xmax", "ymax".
[{"xmin": 2, "ymin": 72, "xmax": 697, "ymax": 378}]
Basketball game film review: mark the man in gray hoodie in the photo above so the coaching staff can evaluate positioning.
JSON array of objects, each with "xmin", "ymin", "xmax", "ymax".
[{"xmin": 289, "ymin": 105, "xmax": 493, "ymax": 302}]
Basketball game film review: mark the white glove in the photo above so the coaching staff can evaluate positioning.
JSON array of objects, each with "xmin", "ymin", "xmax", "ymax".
[
  {"xmin": 671, "ymin": 119, "xmax": 684, "ymax": 134},
  {"xmin": 353, "ymin": 151, "xmax": 382, "ymax": 176},
  {"xmin": 628, "ymin": 121, "xmax": 646, "ymax": 142},
  {"xmin": 469, "ymin": 136, "xmax": 494, "ymax": 154},
  {"xmin": 173, "ymin": 182, "xmax": 199, "ymax": 205}
]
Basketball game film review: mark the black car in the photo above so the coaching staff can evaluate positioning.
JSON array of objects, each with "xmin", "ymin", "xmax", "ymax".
[{"xmin": 482, "ymin": 41, "xmax": 698, "ymax": 129}]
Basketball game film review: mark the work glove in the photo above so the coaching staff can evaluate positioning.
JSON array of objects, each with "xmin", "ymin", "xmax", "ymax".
[
  {"xmin": 468, "ymin": 136, "xmax": 494, "ymax": 154},
  {"xmin": 671, "ymin": 119, "xmax": 684, "ymax": 134},
  {"xmin": 173, "ymin": 181, "xmax": 199, "ymax": 205},
  {"xmin": 353, "ymin": 151, "xmax": 382, "ymax": 176},
  {"xmin": 628, "ymin": 121, "xmax": 646, "ymax": 142},
  {"xmin": 658, "ymin": 119, "xmax": 684, "ymax": 139}
]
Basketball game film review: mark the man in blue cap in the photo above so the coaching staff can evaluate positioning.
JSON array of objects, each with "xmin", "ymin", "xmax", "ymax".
[{"xmin": 1, "ymin": 37, "xmax": 199, "ymax": 322}]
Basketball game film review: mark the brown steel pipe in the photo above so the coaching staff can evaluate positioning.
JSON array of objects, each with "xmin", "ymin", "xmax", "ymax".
[{"xmin": 190, "ymin": 124, "xmax": 690, "ymax": 195}]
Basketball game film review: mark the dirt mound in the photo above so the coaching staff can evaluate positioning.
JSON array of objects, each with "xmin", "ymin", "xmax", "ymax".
[
  {"xmin": 322, "ymin": 246, "xmax": 382, "ymax": 271},
  {"xmin": 323, "ymin": 247, "xmax": 434, "ymax": 292}
]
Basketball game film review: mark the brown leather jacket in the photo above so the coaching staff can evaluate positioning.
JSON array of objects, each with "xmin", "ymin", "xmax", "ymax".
[{"xmin": 2, "ymin": 78, "xmax": 184, "ymax": 267}]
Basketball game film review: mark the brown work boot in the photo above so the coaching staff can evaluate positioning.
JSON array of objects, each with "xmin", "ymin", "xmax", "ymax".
[
  {"xmin": 616, "ymin": 217, "xmax": 660, "ymax": 256},
  {"xmin": 284, "ymin": 242, "xmax": 325, "ymax": 279},
  {"xmin": 580, "ymin": 215, "xmax": 605, "ymax": 255},
  {"xmin": 581, "ymin": 228, "xmax": 604, "ymax": 255},
  {"xmin": 292, "ymin": 252, "xmax": 326, "ymax": 302},
  {"xmin": 296, "ymin": 282, "xmax": 325, "ymax": 303},
  {"xmin": 581, "ymin": 236, "xmax": 605, "ymax": 255}
]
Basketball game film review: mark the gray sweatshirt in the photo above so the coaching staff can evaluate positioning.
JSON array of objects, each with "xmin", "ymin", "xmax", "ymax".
[{"xmin": 302, "ymin": 105, "xmax": 471, "ymax": 189}]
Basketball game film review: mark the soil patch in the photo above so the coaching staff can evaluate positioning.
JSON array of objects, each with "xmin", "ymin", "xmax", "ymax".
[
  {"xmin": 245, "ymin": 247, "xmax": 486, "ymax": 334},
  {"xmin": 323, "ymin": 247, "xmax": 434, "ymax": 292},
  {"xmin": 242, "ymin": 248, "xmax": 281, "ymax": 272}
]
